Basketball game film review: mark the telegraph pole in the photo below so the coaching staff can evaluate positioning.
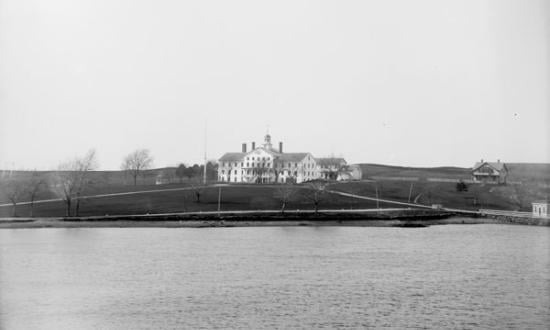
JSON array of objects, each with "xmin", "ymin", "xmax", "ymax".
[
  {"xmin": 408, "ymin": 182, "xmax": 414, "ymax": 203},
  {"xmin": 375, "ymin": 183, "xmax": 380, "ymax": 209},
  {"xmin": 203, "ymin": 121, "xmax": 207, "ymax": 185},
  {"xmin": 218, "ymin": 187, "xmax": 222, "ymax": 215}
]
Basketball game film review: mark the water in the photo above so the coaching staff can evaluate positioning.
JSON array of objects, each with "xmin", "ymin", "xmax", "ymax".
[{"xmin": 1, "ymin": 223, "xmax": 549, "ymax": 329}]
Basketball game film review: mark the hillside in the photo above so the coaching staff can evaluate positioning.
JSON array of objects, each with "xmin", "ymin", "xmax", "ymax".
[
  {"xmin": 359, "ymin": 164, "xmax": 470, "ymax": 180},
  {"xmin": 359, "ymin": 163, "xmax": 550, "ymax": 183},
  {"xmin": 0, "ymin": 185, "xmax": 389, "ymax": 218},
  {"xmin": 1, "ymin": 162, "xmax": 548, "ymax": 217}
]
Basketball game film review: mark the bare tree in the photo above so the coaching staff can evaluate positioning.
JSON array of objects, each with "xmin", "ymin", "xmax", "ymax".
[
  {"xmin": 74, "ymin": 150, "xmax": 98, "ymax": 216},
  {"xmin": 3, "ymin": 179, "xmax": 24, "ymax": 217},
  {"xmin": 274, "ymin": 185, "xmax": 296, "ymax": 214},
  {"xmin": 26, "ymin": 172, "xmax": 45, "ymax": 217},
  {"xmin": 305, "ymin": 181, "xmax": 327, "ymax": 214},
  {"xmin": 54, "ymin": 150, "xmax": 98, "ymax": 217},
  {"xmin": 121, "ymin": 149, "xmax": 153, "ymax": 186},
  {"xmin": 189, "ymin": 179, "xmax": 204, "ymax": 203}
]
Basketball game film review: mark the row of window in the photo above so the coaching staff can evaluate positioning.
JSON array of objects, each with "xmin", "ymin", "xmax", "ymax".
[
  {"xmin": 221, "ymin": 161, "xmax": 318, "ymax": 169},
  {"xmin": 220, "ymin": 170, "xmax": 317, "ymax": 177},
  {"xmin": 246, "ymin": 156, "xmax": 271, "ymax": 161}
]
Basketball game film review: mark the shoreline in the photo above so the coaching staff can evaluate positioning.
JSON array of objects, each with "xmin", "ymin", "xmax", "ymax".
[
  {"xmin": 0, "ymin": 216, "xmax": 505, "ymax": 230},
  {"xmin": 1, "ymin": 208, "xmax": 546, "ymax": 229},
  {"xmin": 0, "ymin": 218, "xmax": 495, "ymax": 229}
]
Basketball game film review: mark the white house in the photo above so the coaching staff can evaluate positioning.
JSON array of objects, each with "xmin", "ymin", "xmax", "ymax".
[
  {"xmin": 471, "ymin": 160, "xmax": 508, "ymax": 184},
  {"xmin": 317, "ymin": 158, "xmax": 347, "ymax": 180},
  {"xmin": 532, "ymin": 201, "xmax": 549, "ymax": 218}
]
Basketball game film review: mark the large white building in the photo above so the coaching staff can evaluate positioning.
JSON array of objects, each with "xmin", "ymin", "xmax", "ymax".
[{"xmin": 218, "ymin": 134, "xmax": 361, "ymax": 184}]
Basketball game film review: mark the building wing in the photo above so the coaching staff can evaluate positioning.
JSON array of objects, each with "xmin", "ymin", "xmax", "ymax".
[
  {"xmin": 218, "ymin": 152, "xmax": 245, "ymax": 162},
  {"xmin": 316, "ymin": 157, "xmax": 347, "ymax": 167},
  {"xmin": 277, "ymin": 153, "xmax": 309, "ymax": 162}
]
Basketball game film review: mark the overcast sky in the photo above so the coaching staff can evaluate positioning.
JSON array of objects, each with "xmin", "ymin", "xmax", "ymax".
[{"xmin": 1, "ymin": 0, "xmax": 548, "ymax": 170}]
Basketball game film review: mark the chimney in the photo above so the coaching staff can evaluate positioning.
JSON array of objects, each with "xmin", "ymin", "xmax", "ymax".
[
  {"xmin": 252, "ymin": 141, "xmax": 256, "ymax": 150},
  {"xmin": 497, "ymin": 159, "xmax": 500, "ymax": 163},
  {"xmin": 242, "ymin": 143, "xmax": 247, "ymax": 153},
  {"xmin": 279, "ymin": 142, "xmax": 283, "ymax": 153}
]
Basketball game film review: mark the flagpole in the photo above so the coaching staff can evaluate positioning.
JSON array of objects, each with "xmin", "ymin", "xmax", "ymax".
[{"xmin": 203, "ymin": 121, "xmax": 207, "ymax": 185}]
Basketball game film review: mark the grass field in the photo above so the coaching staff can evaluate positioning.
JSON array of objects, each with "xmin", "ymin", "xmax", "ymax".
[
  {"xmin": 1, "ymin": 162, "xmax": 548, "ymax": 217},
  {"xmin": 330, "ymin": 181, "xmax": 545, "ymax": 211},
  {"xmin": 0, "ymin": 184, "xmax": 396, "ymax": 218},
  {"xmin": 359, "ymin": 163, "xmax": 550, "ymax": 182}
]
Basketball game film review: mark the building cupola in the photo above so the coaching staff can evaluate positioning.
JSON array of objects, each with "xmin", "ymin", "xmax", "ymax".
[{"xmin": 263, "ymin": 133, "xmax": 272, "ymax": 149}]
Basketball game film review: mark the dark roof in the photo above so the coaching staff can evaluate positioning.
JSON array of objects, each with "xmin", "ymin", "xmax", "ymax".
[
  {"xmin": 472, "ymin": 162, "xmax": 507, "ymax": 172},
  {"xmin": 276, "ymin": 153, "xmax": 309, "ymax": 162},
  {"xmin": 218, "ymin": 153, "xmax": 245, "ymax": 162},
  {"xmin": 316, "ymin": 157, "xmax": 347, "ymax": 166}
]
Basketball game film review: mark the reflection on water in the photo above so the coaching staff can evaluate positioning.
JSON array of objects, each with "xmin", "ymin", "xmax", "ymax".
[{"xmin": 1, "ymin": 222, "xmax": 549, "ymax": 329}]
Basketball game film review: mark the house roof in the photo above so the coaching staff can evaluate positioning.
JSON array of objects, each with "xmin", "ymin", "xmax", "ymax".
[
  {"xmin": 218, "ymin": 152, "xmax": 245, "ymax": 162},
  {"xmin": 219, "ymin": 151, "xmax": 311, "ymax": 163},
  {"xmin": 472, "ymin": 162, "xmax": 507, "ymax": 172},
  {"xmin": 276, "ymin": 153, "xmax": 309, "ymax": 162},
  {"xmin": 532, "ymin": 200, "xmax": 550, "ymax": 205},
  {"xmin": 316, "ymin": 157, "xmax": 346, "ymax": 166}
]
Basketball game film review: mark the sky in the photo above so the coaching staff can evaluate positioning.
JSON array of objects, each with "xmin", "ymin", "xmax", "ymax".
[{"xmin": 0, "ymin": 0, "xmax": 549, "ymax": 170}]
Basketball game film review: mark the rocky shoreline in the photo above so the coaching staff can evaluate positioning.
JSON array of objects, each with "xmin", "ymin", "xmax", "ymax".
[{"xmin": 0, "ymin": 208, "xmax": 507, "ymax": 229}]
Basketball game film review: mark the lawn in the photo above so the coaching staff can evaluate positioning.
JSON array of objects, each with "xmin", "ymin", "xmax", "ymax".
[{"xmin": 0, "ymin": 184, "xmax": 395, "ymax": 218}]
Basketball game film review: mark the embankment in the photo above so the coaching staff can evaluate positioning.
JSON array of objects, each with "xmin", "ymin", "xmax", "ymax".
[
  {"xmin": 480, "ymin": 213, "xmax": 550, "ymax": 226},
  {"xmin": 0, "ymin": 208, "xmax": 458, "ymax": 228},
  {"xmin": 0, "ymin": 208, "xmax": 522, "ymax": 229}
]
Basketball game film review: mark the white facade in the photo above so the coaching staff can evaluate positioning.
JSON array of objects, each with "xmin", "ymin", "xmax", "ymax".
[
  {"xmin": 218, "ymin": 134, "xmax": 350, "ymax": 184},
  {"xmin": 532, "ymin": 202, "xmax": 549, "ymax": 218}
]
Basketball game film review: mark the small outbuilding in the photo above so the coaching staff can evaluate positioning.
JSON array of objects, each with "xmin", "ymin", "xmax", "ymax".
[{"xmin": 532, "ymin": 201, "xmax": 549, "ymax": 218}]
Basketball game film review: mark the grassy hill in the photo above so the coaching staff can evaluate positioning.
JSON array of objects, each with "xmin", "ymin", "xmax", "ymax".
[
  {"xmin": 354, "ymin": 163, "xmax": 549, "ymax": 212},
  {"xmin": 1, "ymin": 162, "xmax": 548, "ymax": 218},
  {"xmin": 359, "ymin": 163, "xmax": 550, "ymax": 183},
  {"xmin": 506, "ymin": 163, "xmax": 550, "ymax": 183},
  {"xmin": 359, "ymin": 164, "xmax": 470, "ymax": 180},
  {"xmin": 0, "ymin": 184, "xmax": 389, "ymax": 218}
]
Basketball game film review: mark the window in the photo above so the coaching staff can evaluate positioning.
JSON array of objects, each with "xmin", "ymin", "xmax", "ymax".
[
  {"xmin": 222, "ymin": 170, "xmax": 225, "ymax": 174},
  {"xmin": 234, "ymin": 170, "xmax": 237, "ymax": 174},
  {"xmin": 241, "ymin": 162, "xmax": 243, "ymax": 167}
]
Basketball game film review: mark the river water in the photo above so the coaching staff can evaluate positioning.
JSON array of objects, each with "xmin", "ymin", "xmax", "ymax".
[{"xmin": 1, "ymin": 223, "xmax": 549, "ymax": 329}]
